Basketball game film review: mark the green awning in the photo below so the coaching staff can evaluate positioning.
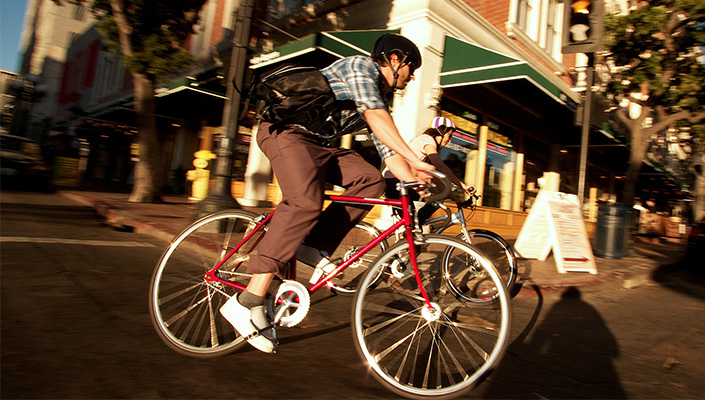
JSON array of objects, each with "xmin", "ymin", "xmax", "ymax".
[
  {"xmin": 155, "ymin": 77, "xmax": 227, "ymax": 99},
  {"xmin": 249, "ymin": 29, "xmax": 399, "ymax": 69},
  {"xmin": 440, "ymin": 36, "xmax": 577, "ymax": 108}
]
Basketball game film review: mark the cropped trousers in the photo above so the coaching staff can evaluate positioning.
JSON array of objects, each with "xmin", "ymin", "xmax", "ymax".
[{"xmin": 247, "ymin": 122, "xmax": 385, "ymax": 278}]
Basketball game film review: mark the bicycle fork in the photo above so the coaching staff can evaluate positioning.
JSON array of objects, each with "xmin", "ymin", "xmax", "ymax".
[{"xmin": 400, "ymin": 190, "xmax": 435, "ymax": 311}]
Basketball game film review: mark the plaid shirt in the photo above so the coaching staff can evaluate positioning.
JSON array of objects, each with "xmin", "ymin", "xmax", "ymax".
[{"xmin": 319, "ymin": 56, "xmax": 395, "ymax": 160}]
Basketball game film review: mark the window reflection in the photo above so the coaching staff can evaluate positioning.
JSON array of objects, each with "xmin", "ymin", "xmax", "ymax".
[{"xmin": 440, "ymin": 99, "xmax": 517, "ymax": 211}]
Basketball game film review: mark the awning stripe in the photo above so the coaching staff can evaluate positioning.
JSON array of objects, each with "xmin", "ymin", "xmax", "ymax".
[
  {"xmin": 440, "ymin": 60, "xmax": 527, "ymax": 76},
  {"xmin": 155, "ymin": 84, "xmax": 228, "ymax": 99}
]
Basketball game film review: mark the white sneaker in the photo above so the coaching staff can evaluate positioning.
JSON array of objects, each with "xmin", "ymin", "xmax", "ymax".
[
  {"xmin": 220, "ymin": 294, "xmax": 277, "ymax": 353},
  {"xmin": 296, "ymin": 244, "xmax": 337, "ymax": 284}
]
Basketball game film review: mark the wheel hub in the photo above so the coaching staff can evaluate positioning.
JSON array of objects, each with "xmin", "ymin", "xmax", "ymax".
[{"xmin": 421, "ymin": 302, "xmax": 442, "ymax": 322}]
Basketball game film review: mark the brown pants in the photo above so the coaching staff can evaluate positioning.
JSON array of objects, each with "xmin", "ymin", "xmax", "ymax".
[{"xmin": 248, "ymin": 123, "xmax": 385, "ymax": 277}]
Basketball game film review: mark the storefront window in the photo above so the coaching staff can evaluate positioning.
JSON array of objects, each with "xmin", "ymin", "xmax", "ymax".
[
  {"xmin": 438, "ymin": 106, "xmax": 479, "ymax": 196},
  {"xmin": 483, "ymin": 119, "xmax": 515, "ymax": 209},
  {"xmin": 440, "ymin": 99, "xmax": 518, "ymax": 211}
]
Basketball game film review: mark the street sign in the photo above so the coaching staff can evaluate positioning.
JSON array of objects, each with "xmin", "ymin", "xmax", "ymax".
[{"xmin": 515, "ymin": 190, "xmax": 597, "ymax": 274}]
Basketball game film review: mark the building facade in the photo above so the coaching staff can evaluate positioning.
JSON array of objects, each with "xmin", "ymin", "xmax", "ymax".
[
  {"xmin": 22, "ymin": 0, "xmax": 627, "ymax": 234},
  {"xmin": 17, "ymin": 0, "xmax": 97, "ymax": 141},
  {"xmin": 237, "ymin": 0, "xmax": 593, "ymax": 233}
]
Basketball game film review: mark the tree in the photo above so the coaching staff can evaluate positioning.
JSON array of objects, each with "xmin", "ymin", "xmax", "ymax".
[
  {"xmin": 602, "ymin": 0, "xmax": 705, "ymax": 214},
  {"xmin": 55, "ymin": 0, "xmax": 208, "ymax": 202}
]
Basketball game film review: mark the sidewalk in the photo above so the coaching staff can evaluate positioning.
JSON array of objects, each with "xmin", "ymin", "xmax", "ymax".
[{"xmin": 59, "ymin": 190, "xmax": 682, "ymax": 294}]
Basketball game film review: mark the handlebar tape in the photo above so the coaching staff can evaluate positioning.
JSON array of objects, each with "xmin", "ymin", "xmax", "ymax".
[{"xmin": 422, "ymin": 170, "xmax": 451, "ymax": 204}]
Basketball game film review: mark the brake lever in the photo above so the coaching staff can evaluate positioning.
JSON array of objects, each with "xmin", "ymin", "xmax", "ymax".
[{"xmin": 457, "ymin": 193, "xmax": 480, "ymax": 210}]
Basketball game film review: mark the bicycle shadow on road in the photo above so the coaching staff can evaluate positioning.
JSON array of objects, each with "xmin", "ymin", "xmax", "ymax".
[
  {"xmin": 482, "ymin": 286, "xmax": 626, "ymax": 399},
  {"xmin": 652, "ymin": 259, "xmax": 705, "ymax": 301}
]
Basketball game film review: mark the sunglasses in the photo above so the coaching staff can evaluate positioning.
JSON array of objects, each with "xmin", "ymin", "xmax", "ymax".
[{"xmin": 405, "ymin": 62, "xmax": 417, "ymax": 75}]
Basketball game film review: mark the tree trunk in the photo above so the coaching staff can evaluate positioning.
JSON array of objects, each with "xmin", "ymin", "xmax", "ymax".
[
  {"xmin": 128, "ymin": 73, "xmax": 162, "ymax": 203},
  {"xmin": 694, "ymin": 154, "xmax": 705, "ymax": 222},
  {"xmin": 622, "ymin": 126, "xmax": 651, "ymax": 205}
]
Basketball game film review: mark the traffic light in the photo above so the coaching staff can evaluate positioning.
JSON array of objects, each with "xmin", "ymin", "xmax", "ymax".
[{"xmin": 562, "ymin": 0, "xmax": 604, "ymax": 54}]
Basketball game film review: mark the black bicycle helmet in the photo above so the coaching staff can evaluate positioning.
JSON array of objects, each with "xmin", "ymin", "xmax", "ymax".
[
  {"xmin": 372, "ymin": 33, "xmax": 422, "ymax": 90},
  {"xmin": 372, "ymin": 33, "xmax": 422, "ymax": 70}
]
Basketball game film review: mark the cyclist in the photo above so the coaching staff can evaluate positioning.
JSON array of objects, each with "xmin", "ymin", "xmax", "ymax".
[
  {"xmin": 383, "ymin": 117, "xmax": 475, "ymax": 225},
  {"xmin": 220, "ymin": 33, "xmax": 435, "ymax": 353}
]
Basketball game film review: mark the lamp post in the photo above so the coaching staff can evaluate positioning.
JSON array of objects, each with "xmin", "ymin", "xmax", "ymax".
[{"xmin": 195, "ymin": 0, "xmax": 254, "ymax": 217}]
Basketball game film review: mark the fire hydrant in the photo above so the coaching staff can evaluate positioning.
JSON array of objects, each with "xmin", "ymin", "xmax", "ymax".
[{"xmin": 186, "ymin": 150, "xmax": 216, "ymax": 201}]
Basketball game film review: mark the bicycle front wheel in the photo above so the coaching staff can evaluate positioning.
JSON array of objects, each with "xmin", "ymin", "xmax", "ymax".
[
  {"xmin": 351, "ymin": 234, "xmax": 511, "ymax": 399},
  {"xmin": 149, "ymin": 210, "xmax": 262, "ymax": 358}
]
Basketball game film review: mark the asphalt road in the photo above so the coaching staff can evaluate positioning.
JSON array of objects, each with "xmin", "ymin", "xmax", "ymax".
[{"xmin": 2, "ymin": 190, "xmax": 704, "ymax": 399}]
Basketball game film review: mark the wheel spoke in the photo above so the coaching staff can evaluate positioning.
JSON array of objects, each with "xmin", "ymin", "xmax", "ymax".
[
  {"xmin": 158, "ymin": 279, "xmax": 204, "ymax": 306},
  {"xmin": 207, "ymin": 287, "xmax": 219, "ymax": 347},
  {"xmin": 163, "ymin": 292, "xmax": 209, "ymax": 327},
  {"xmin": 372, "ymin": 317, "xmax": 430, "ymax": 363}
]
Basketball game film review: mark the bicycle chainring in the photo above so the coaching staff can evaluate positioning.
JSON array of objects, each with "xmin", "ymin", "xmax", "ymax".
[{"xmin": 266, "ymin": 280, "xmax": 310, "ymax": 328}]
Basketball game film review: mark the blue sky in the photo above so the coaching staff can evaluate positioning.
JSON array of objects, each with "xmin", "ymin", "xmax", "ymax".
[{"xmin": 1, "ymin": 0, "xmax": 28, "ymax": 72}]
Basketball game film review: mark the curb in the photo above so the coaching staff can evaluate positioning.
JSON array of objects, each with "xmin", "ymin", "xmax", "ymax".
[{"xmin": 60, "ymin": 192, "xmax": 181, "ymax": 244}]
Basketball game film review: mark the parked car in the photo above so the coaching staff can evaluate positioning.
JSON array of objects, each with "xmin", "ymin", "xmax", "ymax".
[{"xmin": 0, "ymin": 133, "xmax": 52, "ymax": 191}]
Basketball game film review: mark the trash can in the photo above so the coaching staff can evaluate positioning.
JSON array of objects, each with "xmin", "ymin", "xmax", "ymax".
[{"xmin": 594, "ymin": 202, "xmax": 632, "ymax": 259}]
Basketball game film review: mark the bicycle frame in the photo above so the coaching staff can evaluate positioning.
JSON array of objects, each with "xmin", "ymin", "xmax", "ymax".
[
  {"xmin": 202, "ymin": 189, "xmax": 436, "ymax": 309},
  {"xmin": 426, "ymin": 202, "xmax": 471, "ymax": 240},
  {"xmin": 386, "ymin": 201, "xmax": 471, "ymax": 243}
]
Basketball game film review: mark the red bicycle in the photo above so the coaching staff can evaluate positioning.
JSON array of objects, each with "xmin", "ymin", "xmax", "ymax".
[{"xmin": 149, "ymin": 171, "xmax": 511, "ymax": 399}]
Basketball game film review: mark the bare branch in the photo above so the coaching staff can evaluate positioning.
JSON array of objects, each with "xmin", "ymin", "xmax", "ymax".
[
  {"xmin": 615, "ymin": 107, "xmax": 633, "ymax": 126},
  {"xmin": 643, "ymin": 109, "xmax": 692, "ymax": 135},
  {"xmin": 686, "ymin": 111, "xmax": 705, "ymax": 124},
  {"xmin": 108, "ymin": 0, "xmax": 133, "ymax": 56},
  {"xmin": 663, "ymin": 12, "xmax": 680, "ymax": 53}
]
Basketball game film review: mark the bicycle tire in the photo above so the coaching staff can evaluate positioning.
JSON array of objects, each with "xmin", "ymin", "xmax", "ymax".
[
  {"xmin": 351, "ymin": 234, "xmax": 511, "ymax": 399},
  {"xmin": 149, "ymin": 210, "xmax": 262, "ymax": 358},
  {"xmin": 437, "ymin": 227, "xmax": 518, "ymax": 297},
  {"xmin": 325, "ymin": 221, "xmax": 388, "ymax": 294}
]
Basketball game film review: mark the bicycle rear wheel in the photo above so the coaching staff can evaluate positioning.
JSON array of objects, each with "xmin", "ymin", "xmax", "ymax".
[
  {"xmin": 326, "ymin": 221, "xmax": 388, "ymax": 294},
  {"xmin": 438, "ymin": 227, "xmax": 518, "ymax": 297},
  {"xmin": 351, "ymin": 235, "xmax": 511, "ymax": 399},
  {"xmin": 149, "ymin": 210, "xmax": 262, "ymax": 358}
]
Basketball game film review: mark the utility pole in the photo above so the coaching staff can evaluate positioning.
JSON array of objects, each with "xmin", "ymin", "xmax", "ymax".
[
  {"xmin": 196, "ymin": 0, "xmax": 254, "ymax": 217},
  {"xmin": 577, "ymin": 53, "xmax": 594, "ymax": 203}
]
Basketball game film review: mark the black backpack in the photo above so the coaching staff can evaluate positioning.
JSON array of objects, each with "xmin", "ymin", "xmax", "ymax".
[{"xmin": 253, "ymin": 64, "xmax": 340, "ymax": 132}]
